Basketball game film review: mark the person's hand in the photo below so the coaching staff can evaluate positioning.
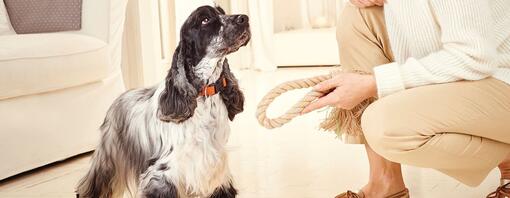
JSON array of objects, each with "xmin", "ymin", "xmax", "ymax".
[
  {"xmin": 302, "ymin": 73, "xmax": 377, "ymax": 113},
  {"xmin": 350, "ymin": 0, "xmax": 384, "ymax": 8}
]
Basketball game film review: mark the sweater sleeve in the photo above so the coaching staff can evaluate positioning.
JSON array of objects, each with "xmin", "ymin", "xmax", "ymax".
[{"xmin": 374, "ymin": 0, "xmax": 498, "ymax": 97}]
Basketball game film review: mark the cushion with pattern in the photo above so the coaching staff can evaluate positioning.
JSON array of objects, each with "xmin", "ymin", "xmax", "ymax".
[{"xmin": 4, "ymin": 0, "xmax": 82, "ymax": 34}]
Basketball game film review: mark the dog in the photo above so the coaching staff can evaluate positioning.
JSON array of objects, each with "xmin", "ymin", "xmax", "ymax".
[{"xmin": 76, "ymin": 5, "xmax": 250, "ymax": 198}]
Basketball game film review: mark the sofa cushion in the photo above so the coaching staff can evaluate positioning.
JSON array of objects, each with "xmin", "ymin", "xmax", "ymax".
[
  {"xmin": 4, "ymin": 0, "xmax": 82, "ymax": 34},
  {"xmin": 0, "ymin": 33, "xmax": 113, "ymax": 100}
]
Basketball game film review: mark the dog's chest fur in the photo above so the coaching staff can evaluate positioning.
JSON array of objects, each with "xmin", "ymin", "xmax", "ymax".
[
  {"xmin": 145, "ymin": 84, "xmax": 231, "ymax": 196},
  {"xmin": 177, "ymin": 95, "xmax": 231, "ymax": 195}
]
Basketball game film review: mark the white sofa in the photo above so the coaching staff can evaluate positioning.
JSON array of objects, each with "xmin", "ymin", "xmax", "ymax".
[{"xmin": 0, "ymin": 0, "xmax": 128, "ymax": 180}]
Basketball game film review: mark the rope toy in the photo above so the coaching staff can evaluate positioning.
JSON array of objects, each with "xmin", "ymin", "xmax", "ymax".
[
  {"xmin": 255, "ymin": 70, "xmax": 375, "ymax": 139},
  {"xmin": 255, "ymin": 73, "xmax": 331, "ymax": 129}
]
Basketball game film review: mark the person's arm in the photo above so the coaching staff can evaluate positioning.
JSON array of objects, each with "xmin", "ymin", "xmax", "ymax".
[{"xmin": 374, "ymin": 0, "xmax": 497, "ymax": 97}]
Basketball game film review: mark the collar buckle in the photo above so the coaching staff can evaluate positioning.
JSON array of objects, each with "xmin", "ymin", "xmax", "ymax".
[{"xmin": 199, "ymin": 77, "xmax": 228, "ymax": 97}]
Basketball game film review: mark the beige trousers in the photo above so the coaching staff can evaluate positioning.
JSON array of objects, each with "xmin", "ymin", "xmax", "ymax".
[{"xmin": 336, "ymin": 3, "xmax": 510, "ymax": 186}]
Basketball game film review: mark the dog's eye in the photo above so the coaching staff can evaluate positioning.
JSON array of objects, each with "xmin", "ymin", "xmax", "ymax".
[{"xmin": 201, "ymin": 18, "xmax": 210, "ymax": 25}]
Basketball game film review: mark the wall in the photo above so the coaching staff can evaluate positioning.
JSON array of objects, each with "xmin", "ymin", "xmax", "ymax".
[{"xmin": 273, "ymin": 0, "xmax": 339, "ymax": 33}]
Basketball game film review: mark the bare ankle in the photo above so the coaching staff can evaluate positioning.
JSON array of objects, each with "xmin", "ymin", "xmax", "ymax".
[
  {"xmin": 369, "ymin": 162, "xmax": 403, "ymax": 182},
  {"xmin": 363, "ymin": 146, "xmax": 406, "ymax": 196},
  {"xmin": 500, "ymin": 169, "xmax": 510, "ymax": 181},
  {"xmin": 362, "ymin": 182, "xmax": 405, "ymax": 198},
  {"xmin": 499, "ymin": 154, "xmax": 510, "ymax": 180},
  {"xmin": 363, "ymin": 172, "xmax": 406, "ymax": 198}
]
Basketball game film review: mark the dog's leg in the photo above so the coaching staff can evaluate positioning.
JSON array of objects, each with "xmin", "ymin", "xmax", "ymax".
[
  {"xmin": 208, "ymin": 181, "xmax": 237, "ymax": 198},
  {"xmin": 139, "ymin": 163, "xmax": 179, "ymax": 198}
]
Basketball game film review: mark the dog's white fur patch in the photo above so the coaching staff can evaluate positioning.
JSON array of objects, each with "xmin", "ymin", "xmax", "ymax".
[
  {"xmin": 195, "ymin": 57, "xmax": 225, "ymax": 84},
  {"xmin": 136, "ymin": 84, "xmax": 232, "ymax": 196}
]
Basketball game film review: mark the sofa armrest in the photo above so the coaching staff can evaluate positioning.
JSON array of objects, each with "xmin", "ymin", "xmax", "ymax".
[
  {"xmin": 72, "ymin": 0, "xmax": 128, "ymax": 78},
  {"xmin": 77, "ymin": 0, "xmax": 128, "ymax": 43}
]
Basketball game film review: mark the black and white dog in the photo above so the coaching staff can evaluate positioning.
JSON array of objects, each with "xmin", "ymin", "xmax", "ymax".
[{"xmin": 76, "ymin": 6, "xmax": 250, "ymax": 198}]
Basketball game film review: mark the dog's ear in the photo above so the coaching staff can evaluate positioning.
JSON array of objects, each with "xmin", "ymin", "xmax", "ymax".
[
  {"xmin": 215, "ymin": 6, "xmax": 226, "ymax": 15},
  {"xmin": 220, "ymin": 59, "xmax": 244, "ymax": 121},
  {"xmin": 158, "ymin": 45, "xmax": 198, "ymax": 123}
]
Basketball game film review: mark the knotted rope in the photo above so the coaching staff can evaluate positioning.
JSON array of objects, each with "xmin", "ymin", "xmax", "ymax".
[
  {"xmin": 255, "ymin": 70, "xmax": 375, "ymax": 138},
  {"xmin": 255, "ymin": 73, "xmax": 331, "ymax": 129}
]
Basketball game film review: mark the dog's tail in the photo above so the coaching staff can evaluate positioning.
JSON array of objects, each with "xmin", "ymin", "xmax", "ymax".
[
  {"xmin": 76, "ymin": 96, "xmax": 146, "ymax": 198},
  {"xmin": 75, "ymin": 114, "xmax": 128, "ymax": 198},
  {"xmin": 76, "ymin": 139, "xmax": 117, "ymax": 198}
]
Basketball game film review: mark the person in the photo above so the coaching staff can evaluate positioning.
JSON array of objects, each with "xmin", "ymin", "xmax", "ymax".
[{"xmin": 301, "ymin": 0, "xmax": 510, "ymax": 197}]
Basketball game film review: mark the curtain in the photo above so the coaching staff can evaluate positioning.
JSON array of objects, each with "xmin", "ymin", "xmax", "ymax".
[{"xmin": 218, "ymin": 0, "xmax": 276, "ymax": 71}]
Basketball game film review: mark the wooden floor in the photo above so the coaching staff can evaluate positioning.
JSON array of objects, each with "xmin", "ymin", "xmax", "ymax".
[{"xmin": 0, "ymin": 68, "xmax": 502, "ymax": 198}]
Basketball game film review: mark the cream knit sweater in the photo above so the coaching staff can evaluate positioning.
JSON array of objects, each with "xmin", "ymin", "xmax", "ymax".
[{"xmin": 373, "ymin": 0, "xmax": 510, "ymax": 97}]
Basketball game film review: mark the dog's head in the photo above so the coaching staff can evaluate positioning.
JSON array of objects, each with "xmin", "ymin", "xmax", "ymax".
[
  {"xmin": 158, "ymin": 6, "xmax": 250, "ymax": 123},
  {"xmin": 180, "ymin": 6, "xmax": 250, "ymax": 58}
]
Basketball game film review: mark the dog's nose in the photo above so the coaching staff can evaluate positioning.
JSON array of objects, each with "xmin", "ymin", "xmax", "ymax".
[{"xmin": 235, "ymin": 15, "xmax": 248, "ymax": 25}]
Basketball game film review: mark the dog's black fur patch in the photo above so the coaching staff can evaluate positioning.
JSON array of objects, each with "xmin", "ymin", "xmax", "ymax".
[
  {"xmin": 209, "ymin": 182, "xmax": 238, "ymax": 198},
  {"xmin": 220, "ymin": 59, "xmax": 244, "ymax": 121},
  {"xmin": 141, "ymin": 174, "xmax": 179, "ymax": 198}
]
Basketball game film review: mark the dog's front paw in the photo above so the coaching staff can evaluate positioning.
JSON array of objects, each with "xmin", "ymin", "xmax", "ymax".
[
  {"xmin": 139, "ymin": 173, "xmax": 179, "ymax": 198},
  {"xmin": 209, "ymin": 182, "xmax": 237, "ymax": 198}
]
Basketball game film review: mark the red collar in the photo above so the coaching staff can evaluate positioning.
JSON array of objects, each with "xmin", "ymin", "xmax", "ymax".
[{"xmin": 199, "ymin": 77, "xmax": 228, "ymax": 97}]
